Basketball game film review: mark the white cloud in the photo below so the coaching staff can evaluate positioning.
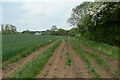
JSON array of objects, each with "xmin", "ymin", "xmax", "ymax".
[
  {"xmin": 0, "ymin": 3, "xmax": 2, "ymax": 25},
  {"xmin": 2, "ymin": 0, "xmax": 119, "ymax": 2},
  {"xmin": 2, "ymin": 0, "xmax": 92, "ymax": 2},
  {"xmin": 20, "ymin": 2, "xmax": 68, "ymax": 15},
  {"xmin": 14, "ymin": 2, "xmax": 75, "ymax": 31},
  {"xmin": 2, "ymin": 1, "xmax": 89, "ymax": 31}
]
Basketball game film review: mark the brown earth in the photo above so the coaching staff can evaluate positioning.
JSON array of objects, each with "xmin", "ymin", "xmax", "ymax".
[
  {"xmin": 36, "ymin": 42, "xmax": 76, "ymax": 78},
  {"xmin": 36, "ymin": 41, "xmax": 90, "ymax": 78},
  {"xmin": 66, "ymin": 41, "xmax": 90, "ymax": 78},
  {"xmin": 2, "ymin": 41, "xmax": 56, "ymax": 78}
]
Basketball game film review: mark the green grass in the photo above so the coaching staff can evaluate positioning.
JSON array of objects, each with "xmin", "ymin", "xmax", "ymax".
[
  {"xmin": 77, "ymin": 38, "xmax": 119, "ymax": 78},
  {"xmin": 86, "ymin": 51, "xmax": 119, "ymax": 78},
  {"xmin": 64, "ymin": 52, "xmax": 72, "ymax": 66},
  {"xmin": 70, "ymin": 39, "xmax": 91, "ymax": 67},
  {"xmin": 3, "ymin": 40, "xmax": 54, "ymax": 67},
  {"xmin": 70, "ymin": 39, "xmax": 100, "ymax": 78},
  {"xmin": 7, "ymin": 40, "xmax": 61, "ymax": 78},
  {"xmin": 86, "ymin": 52, "xmax": 104, "ymax": 65},
  {"xmin": 78, "ymin": 38, "xmax": 119, "ymax": 60},
  {"xmin": 2, "ymin": 34, "xmax": 60, "ymax": 65}
]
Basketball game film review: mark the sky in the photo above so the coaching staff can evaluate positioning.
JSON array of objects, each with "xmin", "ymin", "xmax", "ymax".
[{"xmin": 1, "ymin": 0, "xmax": 92, "ymax": 32}]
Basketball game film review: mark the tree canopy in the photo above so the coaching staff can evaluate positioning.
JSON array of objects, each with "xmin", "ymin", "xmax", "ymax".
[
  {"xmin": 68, "ymin": 2, "xmax": 120, "ymax": 46},
  {"xmin": 1, "ymin": 24, "xmax": 17, "ymax": 34}
]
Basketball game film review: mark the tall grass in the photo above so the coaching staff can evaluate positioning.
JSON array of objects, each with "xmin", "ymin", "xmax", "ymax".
[
  {"xmin": 79, "ymin": 38, "xmax": 119, "ymax": 60},
  {"xmin": 86, "ymin": 52, "xmax": 119, "ymax": 78},
  {"xmin": 7, "ymin": 40, "xmax": 61, "ymax": 78},
  {"xmin": 78, "ymin": 38, "xmax": 119, "ymax": 78},
  {"xmin": 3, "ymin": 34, "xmax": 60, "ymax": 62}
]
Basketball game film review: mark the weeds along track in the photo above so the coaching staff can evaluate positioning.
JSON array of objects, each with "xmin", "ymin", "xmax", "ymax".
[
  {"xmin": 69, "ymin": 39, "xmax": 119, "ymax": 78},
  {"xmin": 85, "ymin": 54, "xmax": 111, "ymax": 78},
  {"xmin": 79, "ymin": 41, "xmax": 118, "ymax": 71},
  {"xmin": 3, "ymin": 40, "xmax": 60, "ymax": 78},
  {"xmin": 79, "ymin": 41, "xmax": 119, "ymax": 78},
  {"xmin": 69, "ymin": 40, "xmax": 101, "ymax": 78}
]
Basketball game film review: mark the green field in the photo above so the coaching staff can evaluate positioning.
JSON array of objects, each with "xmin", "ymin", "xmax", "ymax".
[
  {"xmin": 2, "ymin": 35, "xmax": 119, "ymax": 78},
  {"xmin": 2, "ymin": 34, "xmax": 60, "ymax": 65},
  {"xmin": 8, "ymin": 40, "xmax": 61, "ymax": 78}
]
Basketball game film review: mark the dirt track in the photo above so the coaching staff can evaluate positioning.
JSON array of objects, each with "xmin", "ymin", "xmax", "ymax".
[
  {"xmin": 36, "ymin": 42, "xmax": 75, "ymax": 78},
  {"xmin": 3, "ymin": 39, "xmax": 118, "ymax": 78},
  {"xmin": 36, "ymin": 40, "xmax": 117, "ymax": 78},
  {"xmin": 36, "ymin": 41, "xmax": 90, "ymax": 78},
  {"xmin": 66, "ymin": 41, "xmax": 90, "ymax": 78}
]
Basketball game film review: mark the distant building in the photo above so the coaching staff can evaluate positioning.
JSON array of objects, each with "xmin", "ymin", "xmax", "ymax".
[{"xmin": 35, "ymin": 32, "xmax": 41, "ymax": 35}]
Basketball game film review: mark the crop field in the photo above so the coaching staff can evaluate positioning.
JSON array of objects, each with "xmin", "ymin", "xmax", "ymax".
[
  {"xmin": 2, "ymin": 35, "xmax": 119, "ymax": 78},
  {"xmin": 2, "ymin": 34, "xmax": 60, "ymax": 66}
]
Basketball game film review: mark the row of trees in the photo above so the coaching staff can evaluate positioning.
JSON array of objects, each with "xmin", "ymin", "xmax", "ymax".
[
  {"xmin": 1, "ymin": 24, "xmax": 17, "ymax": 34},
  {"xmin": 68, "ymin": 2, "xmax": 120, "ymax": 46},
  {"xmin": 42, "ymin": 25, "xmax": 79, "ymax": 36},
  {"xmin": 3, "ymin": 24, "xmax": 79, "ymax": 36}
]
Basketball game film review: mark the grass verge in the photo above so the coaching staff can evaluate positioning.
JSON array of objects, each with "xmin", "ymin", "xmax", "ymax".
[
  {"xmin": 78, "ymin": 38, "xmax": 119, "ymax": 60},
  {"xmin": 86, "ymin": 51, "xmax": 119, "ymax": 78}
]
